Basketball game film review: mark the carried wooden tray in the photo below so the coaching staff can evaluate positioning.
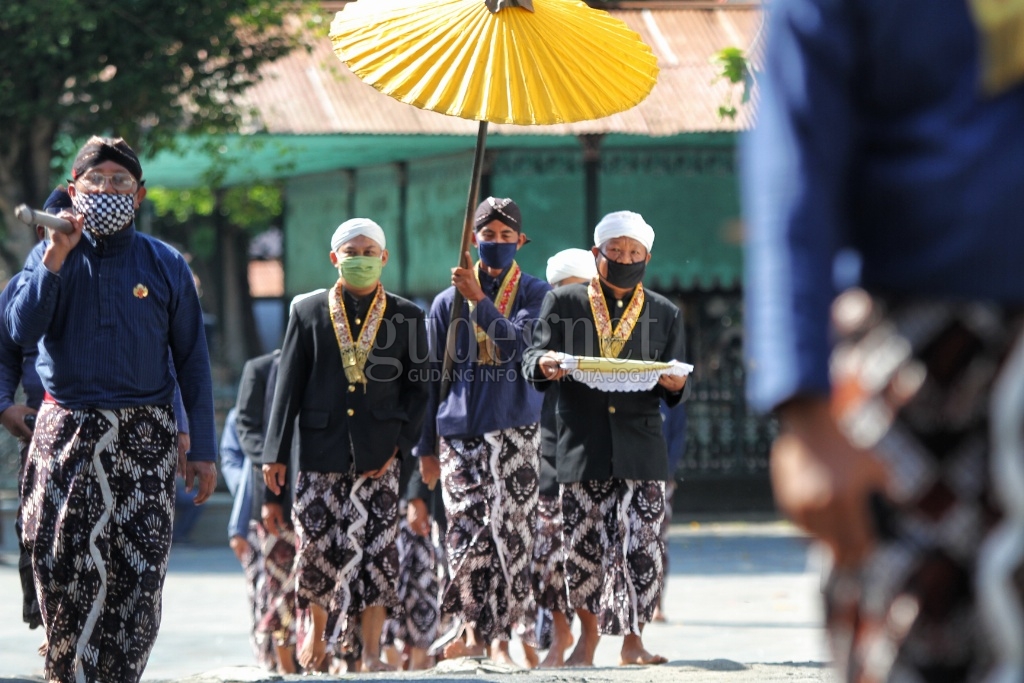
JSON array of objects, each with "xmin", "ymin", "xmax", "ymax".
[
  {"xmin": 559, "ymin": 355, "xmax": 692, "ymax": 374},
  {"xmin": 557, "ymin": 355, "xmax": 693, "ymax": 392}
]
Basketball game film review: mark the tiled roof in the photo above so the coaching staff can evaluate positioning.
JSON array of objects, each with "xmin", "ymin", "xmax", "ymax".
[{"xmin": 241, "ymin": 1, "xmax": 761, "ymax": 137}]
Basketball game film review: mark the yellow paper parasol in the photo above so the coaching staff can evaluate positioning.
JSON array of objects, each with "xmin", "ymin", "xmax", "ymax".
[
  {"xmin": 329, "ymin": 0, "xmax": 659, "ymax": 397},
  {"xmin": 329, "ymin": 0, "xmax": 659, "ymax": 125}
]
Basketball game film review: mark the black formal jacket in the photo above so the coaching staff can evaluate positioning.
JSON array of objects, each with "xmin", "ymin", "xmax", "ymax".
[
  {"xmin": 538, "ymin": 388, "xmax": 560, "ymax": 497},
  {"xmin": 263, "ymin": 288, "xmax": 430, "ymax": 475},
  {"xmin": 523, "ymin": 282, "xmax": 686, "ymax": 483},
  {"xmin": 235, "ymin": 350, "xmax": 277, "ymax": 518},
  {"xmin": 236, "ymin": 350, "xmax": 278, "ymax": 466},
  {"xmin": 235, "ymin": 349, "xmax": 302, "ymax": 513}
]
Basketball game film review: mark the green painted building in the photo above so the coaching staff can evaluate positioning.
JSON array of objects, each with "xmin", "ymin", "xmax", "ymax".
[{"xmin": 143, "ymin": 1, "xmax": 773, "ymax": 509}]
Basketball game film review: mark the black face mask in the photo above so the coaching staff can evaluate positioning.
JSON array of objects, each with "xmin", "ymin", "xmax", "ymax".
[{"xmin": 600, "ymin": 251, "xmax": 647, "ymax": 289}]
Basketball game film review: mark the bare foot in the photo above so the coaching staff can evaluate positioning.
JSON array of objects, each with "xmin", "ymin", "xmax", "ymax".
[
  {"xmin": 619, "ymin": 635, "xmax": 667, "ymax": 666},
  {"xmin": 539, "ymin": 612, "xmax": 575, "ymax": 668},
  {"xmin": 539, "ymin": 634, "xmax": 575, "ymax": 667},
  {"xmin": 328, "ymin": 656, "xmax": 349, "ymax": 675},
  {"xmin": 274, "ymin": 643, "xmax": 297, "ymax": 674},
  {"xmin": 522, "ymin": 643, "xmax": 539, "ymax": 668},
  {"xmin": 488, "ymin": 641, "xmax": 519, "ymax": 667},
  {"xmin": 362, "ymin": 655, "xmax": 396, "ymax": 672},
  {"xmin": 383, "ymin": 644, "xmax": 403, "ymax": 669},
  {"xmin": 651, "ymin": 605, "xmax": 668, "ymax": 623},
  {"xmin": 444, "ymin": 638, "xmax": 485, "ymax": 659},
  {"xmin": 409, "ymin": 647, "xmax": 433, "ymax": 670},
  {"xmin": 297, "ymin": 636, "xmax": 327, "ymax": 671},
  {"xmin": 564, "ymin": 637, "xmax": 597, "ymax": 668}
]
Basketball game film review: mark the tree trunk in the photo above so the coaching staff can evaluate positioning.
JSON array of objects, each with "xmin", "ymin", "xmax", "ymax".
[
  {"xmin": 215, "ymin": 214, "xmax": 260, "ymax": 376},
  {"xmin": 0, "ymin": 121, "xmax": 57, "ymax": 279}
]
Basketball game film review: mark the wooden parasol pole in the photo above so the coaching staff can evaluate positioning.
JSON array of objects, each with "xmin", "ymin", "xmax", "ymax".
[{"xmin": 440, "ymin": 120, "xmax": 489, "ymax": 400}]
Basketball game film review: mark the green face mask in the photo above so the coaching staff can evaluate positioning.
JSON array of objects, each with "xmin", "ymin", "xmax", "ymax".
[{"xmin": 337, "ymin": 255, "xmax": 383, "ymax": 288}]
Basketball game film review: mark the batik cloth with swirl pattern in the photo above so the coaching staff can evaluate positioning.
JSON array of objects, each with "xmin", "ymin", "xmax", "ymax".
[
  {"xmin": 823, "ymin": 290, "xmax": 1024, "ymax": 682},
  {"xmin": 19, "ymin": 402, "xmax": 176, "ymax": 683},
  {"xmin": 291, "ymin": 465, "xmax": 401, "ymax": 652},
  {"xmin": 436, "ymin": 424, "xmax": 539, "ymax": 645},
  {"xmin": 560, "ymin": 479, "xmax": 666, "ymax": 636}
]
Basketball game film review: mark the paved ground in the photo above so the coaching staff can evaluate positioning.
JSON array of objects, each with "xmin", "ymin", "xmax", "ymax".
[{"xmin": 0, "ymin": 518, "xmax": 835, "ymax": 682}]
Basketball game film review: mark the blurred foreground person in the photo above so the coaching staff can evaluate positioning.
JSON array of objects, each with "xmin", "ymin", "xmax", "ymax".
[
  {"xmin": 744, "ymin": 2, "xmax": 1024, "ymax": 680},
  {"xmin": 6, "ymin": 136, "xmax": 216, "ymax": 683}
]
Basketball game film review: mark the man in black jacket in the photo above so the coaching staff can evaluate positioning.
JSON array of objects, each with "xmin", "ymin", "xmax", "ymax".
[
  {"xmin": 524, "ymin": 211, "xmax": 687, "ymax": 667},
  {"xmin": 234, "ymin": 346, "xmax": 307, "ymax": 673},
  {"xmin": 262, "ymin": 218, "xmax": 429, "ymax": 672}
]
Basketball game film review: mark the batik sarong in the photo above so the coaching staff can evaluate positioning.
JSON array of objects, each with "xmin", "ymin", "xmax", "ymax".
[
  {"xmin": 255, "ymin": 521, "xmax": 299, "ymax": 651},
  {"xmin": 19, "ymin": 403, "xmax": 176, "ymax": 683},
  {"xmin": 291, "ymin": 465, "xmax": 401, "ymax": 650},
  {"xmin": 518, "ymin": 492, "xmax": 575, "ymax": 650},
  {"xmin": 823, "ymin": 289, "xmax": 1024, "ymax": 682},
  {"xmin": 657, "ymin": 480, "xmax": 676, "ymax": 602},
  {"xmin": 383, "ymin": 516, "xmax": 443, "ymax": 650},
  {"xmin": 561, "ymin": 479, "xmax": 665, "ymax": 636},
  {"xmin": 15, "ymin": 436, "xmax": 43, "ymax": 629},
  {"xmin": 438, "ymin": 424, "xmax": 539, "ymax": 644},
  {"xmin": 238, "ymin": 521, "xmax": 276, "ymax": 670}
]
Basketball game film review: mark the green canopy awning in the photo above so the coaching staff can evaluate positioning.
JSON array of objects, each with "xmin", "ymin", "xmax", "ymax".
[{"xmin": 140, "ymin": 132, "xmax": 732, "ymax": 189}]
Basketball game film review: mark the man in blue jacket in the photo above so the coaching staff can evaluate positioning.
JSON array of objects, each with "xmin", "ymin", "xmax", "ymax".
[
  {"xmin": 415, "ymin": 197, "xmax": 549, "ymax": 664},
  {"xmin": 6, "ymin": 136, "xmax": 216, "ymax": 683}
]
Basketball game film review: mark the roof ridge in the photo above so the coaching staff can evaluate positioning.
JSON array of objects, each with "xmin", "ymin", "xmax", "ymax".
[{"xmin": 594, "ymin": 1, "xmax": 761, "ymax": 8}]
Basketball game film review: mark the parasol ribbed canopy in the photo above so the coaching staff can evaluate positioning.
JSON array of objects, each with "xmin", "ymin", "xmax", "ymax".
[{"xmin": 329, "ymin": 0, "xmax": 660, "ymax": 126}]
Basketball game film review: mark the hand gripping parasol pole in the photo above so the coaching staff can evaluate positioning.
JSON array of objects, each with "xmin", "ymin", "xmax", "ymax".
[{"xmin": 440, "ymin": 120, "xmax": 489, "ymax": 401}]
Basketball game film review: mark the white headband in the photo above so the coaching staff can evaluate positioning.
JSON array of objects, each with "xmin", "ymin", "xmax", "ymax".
[
  {"xmin": 546, "ymin": 248, "xmax": 598, "ymax": 285},
  {"xmin": 331, "ymin": 217, "xmax": 386, "ymax": 252},
  {"xmin": 593, "ymin": 210, "xmax": 654, "ymax": 252}
]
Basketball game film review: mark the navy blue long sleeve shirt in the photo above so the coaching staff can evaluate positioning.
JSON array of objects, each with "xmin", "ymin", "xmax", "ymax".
[
  {"xmin": 414, "ymin": 266, "xmax": 550, "ymax": 455},
  {"xmin": 5, "ymin": 226, "xmax": 216, "ymax": 460},
  {"xmin": 0, "ymin": 273, "xmax": 42, "ymax": 415},
  {"xmin": 742, "ymin": 0, "xmax": 1024, "ymax": 412}
]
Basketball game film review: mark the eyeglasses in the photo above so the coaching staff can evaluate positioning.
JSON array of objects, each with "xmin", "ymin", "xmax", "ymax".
[{"xmin": 76, "ymin": 170, "xmax": 138, "ymax": 193}]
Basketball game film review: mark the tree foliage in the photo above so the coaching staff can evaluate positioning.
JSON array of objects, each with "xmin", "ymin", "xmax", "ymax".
[
  {"xmin": 712, "ymin": 46, "xmax": 757, "ymax": 121},
  {"xmin": 0, "ymin": 0, "xmax": 316, "ymax": 276},
  {"xmin": 147, "ymin": 184, "xmax": 283, "ymax": 259}
]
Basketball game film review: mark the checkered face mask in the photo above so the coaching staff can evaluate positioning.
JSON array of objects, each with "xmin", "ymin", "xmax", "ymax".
[{"xmin": 71, "ymin": 191, "xmax": 136, "ymax": 236}]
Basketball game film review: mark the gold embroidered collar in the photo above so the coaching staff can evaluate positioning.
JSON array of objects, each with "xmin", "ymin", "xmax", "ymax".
[
  {"xmin": 470, "ymin": 261, "xmax": 522, "ymax": 365},
  {"xmin": 587, "ymin": 277, "xmax": 645, "ymax": 359},
  {"xmin": 328, "ymin": 280, "xmax": 386, "ymax": 388}
]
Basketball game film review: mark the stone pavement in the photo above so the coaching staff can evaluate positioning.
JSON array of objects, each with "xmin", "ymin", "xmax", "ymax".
[{"xmin": 0, "ymin": 519, "xmax": 835, "ymax": 682}]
